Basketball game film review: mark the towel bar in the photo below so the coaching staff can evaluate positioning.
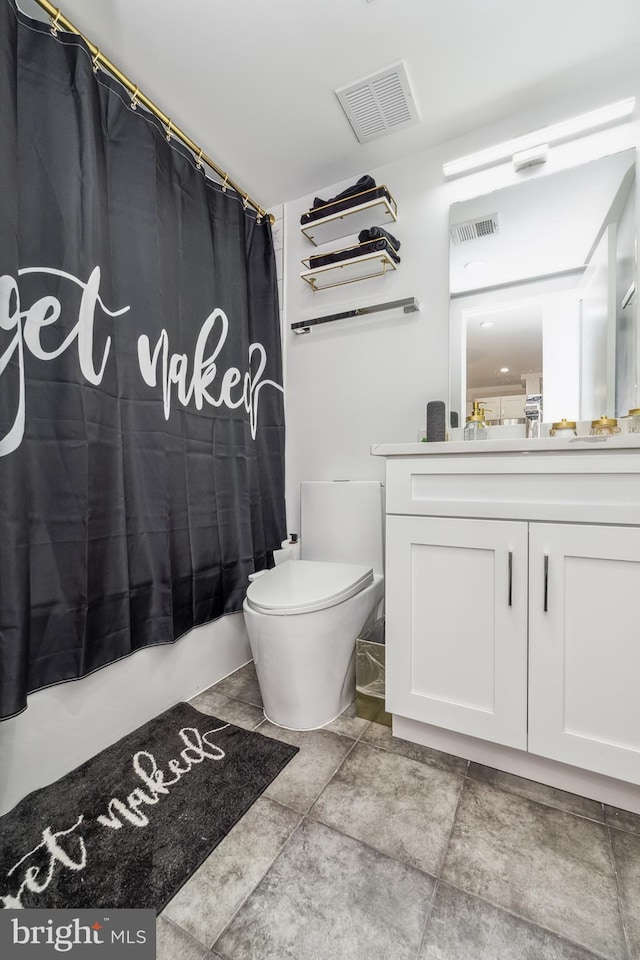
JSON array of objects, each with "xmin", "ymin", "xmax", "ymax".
[{"xmin": 291, "ymin": 297, "xmax": 419, "ymax": 335}]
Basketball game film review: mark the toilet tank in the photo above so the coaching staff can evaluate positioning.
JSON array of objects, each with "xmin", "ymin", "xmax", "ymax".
[{"xmin": 300, "ymin": 480, "xmax": 384, "ymax": 576}]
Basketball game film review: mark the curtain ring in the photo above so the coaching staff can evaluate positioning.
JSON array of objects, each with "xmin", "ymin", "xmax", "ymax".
[
  {"xmin": 50, "ymin": 8, "xmax": 61, "ymax": 36},
  {"xmin": 242, "ymin": 194, "xmax": 249, "ymax": 210},
  {"xmin": 130, "ymin": 86, "xmax": 139, "ymax": 110},
  {"xmin": 221, "ymin": 174, "xmax": 228, "ymax": 192},
  {"xmin": 165, "ymin": 119, "xmax": 173, "ymax": 143},
  {"xmin": 196, "ymin": 148, "xmax": 203, "ymax": 170},
  {"xmin": 92, "ymin": 50, "xmax": 101, "ymax": 74}
]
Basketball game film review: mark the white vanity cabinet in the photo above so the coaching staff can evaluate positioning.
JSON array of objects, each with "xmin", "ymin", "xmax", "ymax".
[
  {"xmin": 385, "ymin": 515, "xmax": 529, "ymax": 750},
  {"xmin": 377, "ymin": 442, "xmax": 640, "ymax": 790},
  {"xmin": 528, "ymin": 522, "xmax": 640, "ymax": 784}
]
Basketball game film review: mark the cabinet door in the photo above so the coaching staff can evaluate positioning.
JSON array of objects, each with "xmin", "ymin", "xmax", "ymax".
[
  {"xmin": 529, "ymin": 523, "xmax": 640, "ymax": 785},
  {"xmin": 500, "ymin": 395, "xmax": 526, "ymax": 420},
  {"xmin": 386, "ymin": 516, "xmax": 528, "ymax": 749}
]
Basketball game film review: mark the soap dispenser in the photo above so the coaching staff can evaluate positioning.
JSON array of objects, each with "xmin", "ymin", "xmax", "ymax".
[{"xmin": 464, "ymin": 401, "xmax": 489, "ymax": 441}]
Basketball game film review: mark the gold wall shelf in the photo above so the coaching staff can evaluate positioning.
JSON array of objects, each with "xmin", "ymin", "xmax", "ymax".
[
  {"xmin": 300, "ymin": 188, "xmax": 398, "ymax": 246},
  {"xmin": 300, "ymin": 250, "xmax": 398, "ymax": 292}
]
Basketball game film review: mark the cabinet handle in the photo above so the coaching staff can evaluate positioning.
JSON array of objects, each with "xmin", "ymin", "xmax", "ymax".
[
  {"xmin": 508, "ymin": 550, "xmax": 513, "ymax": 606},
  {"xmin": 543, "ymin": 554, "xmax": 549, "ymax": 612}
]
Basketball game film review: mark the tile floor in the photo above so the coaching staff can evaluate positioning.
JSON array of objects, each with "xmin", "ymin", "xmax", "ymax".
[{"xmin": 158, "ymin": 662, "xmax": 640, "ymax": 960}]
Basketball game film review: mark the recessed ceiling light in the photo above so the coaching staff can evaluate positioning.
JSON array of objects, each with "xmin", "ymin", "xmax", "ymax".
[
  {"xmin": 500, "ymin": 367, "xmax": 510, "ymax": 373},
  {"xmin": 464, "ymin": 260, "xmax": 487, "ymax": 273},
  {"xmin": 479, "ymin": 321, "xmax": 494, "ymax": 328}
]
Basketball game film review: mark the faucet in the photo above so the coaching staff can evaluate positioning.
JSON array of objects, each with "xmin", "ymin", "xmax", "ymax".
[{"xmin": 525, "ymin": 394, "xmax": 543, "ymax": 438}]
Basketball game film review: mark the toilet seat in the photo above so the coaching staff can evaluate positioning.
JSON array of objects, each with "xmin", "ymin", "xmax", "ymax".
[{"xmin": 246, "ymin": 559, "xmax": 373, "ymax": 615}]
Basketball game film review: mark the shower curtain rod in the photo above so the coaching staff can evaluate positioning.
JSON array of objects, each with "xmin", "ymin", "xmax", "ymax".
[{"xmin": 30, "ymin": 0, "xmax": 273, "ymax": 223}]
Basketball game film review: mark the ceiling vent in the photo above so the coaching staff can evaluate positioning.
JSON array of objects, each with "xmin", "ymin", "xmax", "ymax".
[
  {"xmin": 335, "ymin": 62, "xmax": 419, "ymax": 144},
  {"xmin": 450, "ymin": 214, "xmax": 499, "ymax": 245}
]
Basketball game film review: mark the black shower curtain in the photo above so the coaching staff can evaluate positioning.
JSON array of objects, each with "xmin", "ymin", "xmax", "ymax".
[{"xmin": 0, "ymin": 1, "xmax": 286, "ymax": 720}]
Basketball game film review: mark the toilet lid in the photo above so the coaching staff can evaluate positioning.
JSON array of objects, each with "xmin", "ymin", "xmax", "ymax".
[{"xmin": 246, "ymin": 559, "xmax": 373, "ymax": 615}]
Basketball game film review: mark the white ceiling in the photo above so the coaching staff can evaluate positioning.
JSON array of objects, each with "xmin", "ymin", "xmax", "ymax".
[{"xmin": 17, "ymin": 0, "xmax": 640, "ymax": 207}]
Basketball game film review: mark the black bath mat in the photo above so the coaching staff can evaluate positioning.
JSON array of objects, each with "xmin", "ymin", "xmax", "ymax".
[{"xmin": 0, "ymin": 702, "xmax": 297, "ymax": 912}]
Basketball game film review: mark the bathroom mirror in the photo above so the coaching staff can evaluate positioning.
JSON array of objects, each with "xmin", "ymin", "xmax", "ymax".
[{"xmin": 448, "ymin": 149, "xmax": 637, "ymax": 426}]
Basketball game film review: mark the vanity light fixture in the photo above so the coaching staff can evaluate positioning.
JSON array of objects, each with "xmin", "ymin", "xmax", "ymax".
[
  {"xmin": 442, "ymin": 97, "xmax": 635, "ymax": 179},
  {"xmin": 512, "ymin": 143, "xmax": 548, "ymax": 172},
  {"xmin": 500, "ymin": 367, "xmax": 510, "ymax": 373}
]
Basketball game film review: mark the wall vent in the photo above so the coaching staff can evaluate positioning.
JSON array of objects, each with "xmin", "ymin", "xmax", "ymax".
[
  {"xmin": 450, "ymin": 214, "xmax": 499, "ymax": 244},
  {"xmin": 335, "ymin": 62, "xmax": 419, "ymax": 143}
]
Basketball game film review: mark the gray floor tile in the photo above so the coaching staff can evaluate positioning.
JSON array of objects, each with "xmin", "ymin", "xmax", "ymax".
[
  {"xmin": 605, "ymin": 804, "xmax": 640, "ymax": 837},
  {"xmin": 214, "ymin": 818, "xmax": 435, "ymax": 960},
  {"xmin": 256, "ymin": 720, "xmax": 356, "ymax": 813},
  {"xmin": 322, "ymin": 699, "xmax": 371, "ymax": 739},
  {"xmin": 419, "ymin": 882, "xmax": 607, "ymax": 960},
  {"xmin": 189, "ymin": 689, "xmax": 264, "ymax": 730},
  {"xmin": 610, "ymin": 827, "xmax": 640, "ymax": 960},
  {"xmin": 361, "ymin": 721, "xmax": 468, "ymax": 777},
  {"xmin": 441, "ymin": 779, "xmax": 627, "ymax": 960},
  {"xmin": 309, "ymin": 740, "xmax": 464, "ymax": 876},
  {"xmin": 163, "ymin": 797, "xmax": 300, "ymax": 948},
  {"xmin": 467, "ymin": 762, "xmax": 605, "ymax": 821},
  {"xmin": 212, "ymin": 662, "xmax": 262, "ymax": 707},
  {"xmin": 156, "ymin": 917, "xmax": 212, "ymax": 960}
]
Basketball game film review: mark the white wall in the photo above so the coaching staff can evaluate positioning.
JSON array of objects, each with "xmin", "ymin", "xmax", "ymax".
[
  {"xmin": 616, "ymin": 174, "xmax": 637, "ymax": 412},
  {"xmin": 542, "ymin": 294, "xmax": 581, "ymax": 423},
  {"xmin": 283, "ymin": 74, "xmax": 640, "ymax": 531},
  {"xmin": 284, "ymin": 150, "xmax": 450, "ymax": 530}
]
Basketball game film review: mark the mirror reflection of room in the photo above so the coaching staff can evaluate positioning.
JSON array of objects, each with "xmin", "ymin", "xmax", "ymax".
[{"xmin": 449, "ymin": 149, "xmax": 637, "ymax": 433}]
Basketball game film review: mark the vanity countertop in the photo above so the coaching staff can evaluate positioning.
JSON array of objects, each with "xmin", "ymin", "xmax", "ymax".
[{"xmin": 371, "ymin": 435, "xmax": 640, "ymax": 457}]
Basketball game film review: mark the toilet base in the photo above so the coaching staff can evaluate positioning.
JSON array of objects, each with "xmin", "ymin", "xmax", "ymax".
[
  {"xmin": 262, "ymin": 699, "xmax": 353, "ymax": 732},
  {"xmin": 243, "ymin": 575, "xmax": 384, "ymax": 731}
]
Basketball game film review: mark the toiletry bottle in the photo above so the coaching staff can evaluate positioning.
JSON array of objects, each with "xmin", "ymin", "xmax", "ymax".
[
  {"xmin": 590, "ymin": 416, "xmax": 620, "ymax": 436},
  {"xmin": 549, "ymin": 419, "xmax": 576, "ymax": 437},
  {"xmin": 624, "ymin": 409, "xmax": 640, "ymax": 433},
  {"xmin": 464, "ymin": 401, "xmax": 488, "ymax": 440}
]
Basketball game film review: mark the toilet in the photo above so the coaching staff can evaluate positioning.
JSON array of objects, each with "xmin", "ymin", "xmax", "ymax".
[{"xmin": 243, "ymin": 480, "xmax": 384, "ymax": 730}]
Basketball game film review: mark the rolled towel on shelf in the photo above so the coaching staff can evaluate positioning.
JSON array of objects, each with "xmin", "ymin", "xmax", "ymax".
[
  {"xmin": 308, "ymin": 237, "xmax": 400, "ymax": 268},
  {"xmin": 358, "ymin": 225, "xmax": 401, "ymax": 251},
  {"xmin": 310, "ymin": 174, "xmax": 376, "ymax": 210},
  {"xmin": 364, "ymin": 237, "xmax": 400, "ymax": 263},
  {"xmin": 300, "ymin": 176, "xmax": 387, "ymax": 225}
]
